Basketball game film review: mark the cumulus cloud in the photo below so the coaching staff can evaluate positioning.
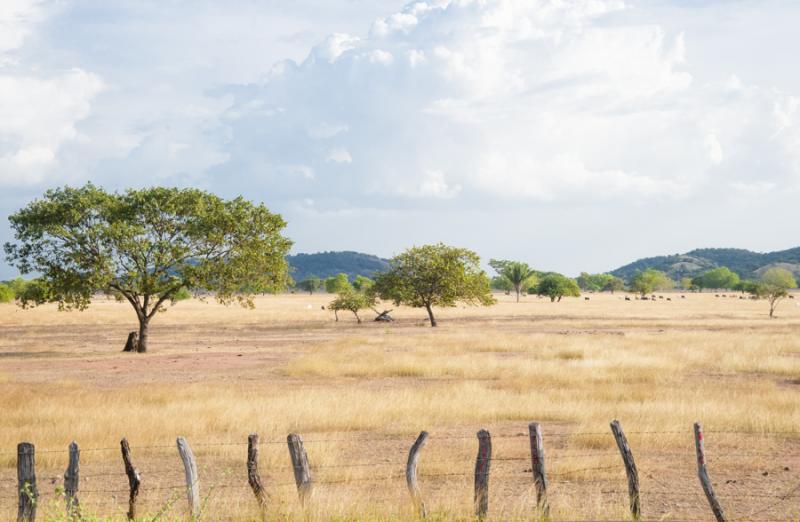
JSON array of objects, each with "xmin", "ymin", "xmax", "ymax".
[
  {"xmin": 0, "ymin": 1, "xmax": 104, "ymax": 187},
  {"xmin": 219, "ymin": 0, "xmax": 800, "ymax": 207}
]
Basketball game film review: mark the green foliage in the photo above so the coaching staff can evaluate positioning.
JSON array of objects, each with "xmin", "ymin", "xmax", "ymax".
[
  {"xmin": 352, "ymin": 275, "xmax": 374, "ymax": 291},
  {"xmin": 325, "ymin": 273, "xmax": 352, "ymax": 294},
  {"xmin": 534, "ymin": 273, "xmax": 581, "ymax": 302},
  {"xmin": 329, "ymin": 288, "xmax": 376, "ymax": 323},
  {"xmin": 693, "ymin": 267, "xmax": 740, "ymax": 290},
  {"xmin": 630, "ymin": 269, "xmax": 674, "ymax": 296},
  {"xmin": 490, "ymin": 275, "xmax": 513, "ymax": 292},
  {"xmin": 748, "ymin": 267, "xmax": 798, "ymax": 318},
  {"xmin": 0, "ymin": 283, "xmax": 13, "ymax": 303},
  {"xmin": 171, "ymin": 287, "xmax": 192, "ymax": 302},
  {"xmin": 4, "ymin": 184, "xmax": 292, "ymax": 352},
  {"xmin": 576, "ymin": 272, "xmax": 620, "ymax": 293},
  {"xmin": 603, "ymin": 276, "xmax": 625, "ymax": 293},
  {"xmin": 374, "ymin": 243, "xmax": 495, "ymax": 326},
  {"xmin": 297, "ymin": 276, "xmax": 323, "ymax": 295},
  {"xmin": 489, "ymin": 259, "xmax": 537, "ymax": 302}
]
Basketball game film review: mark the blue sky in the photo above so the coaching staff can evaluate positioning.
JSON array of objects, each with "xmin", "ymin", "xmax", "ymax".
[{"xmin": 1, "ymin": 0, "xmax": 799, "ymax": 279}]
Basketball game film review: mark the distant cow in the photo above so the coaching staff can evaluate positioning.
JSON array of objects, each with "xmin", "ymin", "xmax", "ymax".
[
  {"xmin": 667, "ymin": 298, "xmax": 672, "ymax": 301},
  {"xmin": 625, "ymin": 297, "xmax": 631, "ymax": 301},
  {"xmin": 584, "ymin": 297, "xmax": 590, "ymax": 301},
  {"xmin": 681, "ymin": 295, "xmax": 686, "ymax": 299},
  {"xmin": 658, "ymin": 295, "xmax": 664, "ymax": 300}
]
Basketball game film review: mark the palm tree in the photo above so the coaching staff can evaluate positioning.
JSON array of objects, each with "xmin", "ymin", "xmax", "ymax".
[{"xmin": 498, "ymin": 261, "xmax": 538, "ymax": 302}]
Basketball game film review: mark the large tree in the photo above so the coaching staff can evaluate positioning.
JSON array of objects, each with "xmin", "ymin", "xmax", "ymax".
[
  {"xmin": 374, "ymin": 243, "xmax": 495, "ymax": 326},
  {"xmin": 748, "ymin": 267, "xmax": 797, "ymax": 318},
  {"xmin": 694, "ymin": 267, "xmax": 740, "ymax": 291},
  {"xmin": 489, "ymin": 259, "xmax": 537, "ymax": 302},
  {"xmin": 4, "ymin": 184, "xmax": 292, "ymax": 353}
]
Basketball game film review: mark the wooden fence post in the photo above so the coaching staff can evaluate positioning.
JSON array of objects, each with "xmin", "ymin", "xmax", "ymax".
[
  {"xmin": 120, "ymin": 438, "xmax": 141, "ymax": 521},
  {"xmin": 247, "ymin": 434, "xmax": 268, "ymax": 517},
  {"xmin": 528, "ymin": 422, "xmax": 549, "ymax": 519},
  {"xmin": 63, "ymin": 441, "xmax": 80, "ymax": 517},
  {"xmin": 406, "ymin": 431, "xmax": 429, "ymax": 517},
  {"xmin": 17, "ymin": 442, "xmax": 37, "ymax": 522},
  {"xmin": 610, "ymin": 420, "xmax": 641, "ymax": 519},
  {"xmin": 177, "ymin": 437, "xmax": 201, "ymax": 519},
  {"xmin": 474, "ymin": 429, "xmax": 492, "ymax": 519},
  {"xmin": 694, "ymin": 423, "xmax": 726, "ymax": 522},
  {"xmin": 287, "ymin": 434, "xmax": 313, "ymax": 506}
]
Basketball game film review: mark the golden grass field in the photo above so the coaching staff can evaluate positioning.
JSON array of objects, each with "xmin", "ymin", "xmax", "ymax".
[{"xmin": 2, "ymin": 292, "xmax": 800, "ymax": 521}]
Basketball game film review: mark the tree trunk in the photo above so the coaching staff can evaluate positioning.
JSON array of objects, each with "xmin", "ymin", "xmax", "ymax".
[
  {"xmin": 137, "ymin": 318, "xmax": 149, "ymax": 353},
  {"xmin": 425, "ymin": 304, "xmax": 437, "ymax": 327},
  {"xmin": 515, "ymin": 287, "xmax": 520, "ymax": 303},
  {"xmin": 354, "ymin": 311, "xmax": 361, "ymax": 324}
]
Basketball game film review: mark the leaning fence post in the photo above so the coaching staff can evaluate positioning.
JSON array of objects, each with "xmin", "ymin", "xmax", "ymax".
[
  {"xmin": 694, "ymin": 423, "xmax": 726, "ymax": 522},
  {"xmin": 121, "ymin": 438, "xmax": 141, "ymax": 521},
  {"xmin": 247, "ymin": 434, "xmax": 268, "ymax": 516},
  {"xmin": 287, "ymin": 434, "xmax": 313, "ymax": 506},
  {"xmin": 63, "ymin": 441, "xmax": 80, "ymax": 517},
  {"xmin": 610, "ymin": 420, "xmax": 641, "ymax": 519},
  {"xmin": 528, "ymin": 422, "xmax": 549, "ymax": 519},
  {"xmin": 474, "ymin": 429, "xmax": 492, "ymax": 519},
  {"xmin": 177, "ymin": 437, "xmax": 201, "ymax": 519},
  {"xmin": 406, "ymin": 431, "xmax": 429, "ymax": 517},
  {"xmin": 17, "ymin": 442, "xmax": 37, "ymax": 522}
]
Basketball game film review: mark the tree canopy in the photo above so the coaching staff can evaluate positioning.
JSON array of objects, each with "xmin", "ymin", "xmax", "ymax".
[
  {"xmin": 534, "ymin": 273, "xmax": 581, "ymax": 302},
  {"xmin": 297, "ymin": 276, "xmax": 323, "ymax": 295},
  {"xmin": 630, "ymin": 269, "xmax": 673, "ymax": 297},
  {"xmin": 373, "ymin": 243, "xmax": 495, "ymax": 326},
  {"xmin": 329, "ymin": 288, "xmax": 376, "ymax": 323},
  {"xmin": 4, "ymin": 184, "xmax": 292, "ymax": 352},
  {"xmin": 489, "ymin": 259, "xmax": 537, "ymax": 302},
  {"xmin": 325, "ymin": 273, "xmax": 352, "ymax": 294},
  {"xmin": 747, "ymin": 267, "xmax": 797, "ymax": 318},
  {"xmin": 692, "ymin": 267, "xmax": 740, "ymax": 291}
]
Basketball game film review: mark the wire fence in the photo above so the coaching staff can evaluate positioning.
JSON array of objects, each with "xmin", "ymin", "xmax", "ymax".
[{"xmin": 2, "ymin": 425, "xmax": 800, "ymax": 521}]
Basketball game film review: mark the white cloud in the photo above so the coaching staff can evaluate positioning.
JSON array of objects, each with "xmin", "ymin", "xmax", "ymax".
[{"xmin": 326, "ymin": 148, "xmax": 353, "ymax": 164}]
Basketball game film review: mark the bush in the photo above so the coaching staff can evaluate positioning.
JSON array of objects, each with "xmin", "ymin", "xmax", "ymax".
[{"xmin": 0, "ymin": 284, "xmax": 14, "ymax": 303}]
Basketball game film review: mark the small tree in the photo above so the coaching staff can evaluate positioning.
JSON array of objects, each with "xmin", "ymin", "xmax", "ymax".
[
  {"xmin": 352, "ymin": 275, "xmax": 374, "ymax": 291},
  {"xmin": 4, "ymin": 184, "xmax": 292, "ymax": 353},
  {"xmin": 603, "ymin": 276, "xmax": 625, "ymax": 294},
  {"xmin": 748, "ymin": 267, "xmax": 797, "ymax": 318},
  {"xmin": 680, "ymin": 277, "xmax": 693, "ymax": 291},
  {"xmin": 329, "ymin": 288, "xmax": 375, "ymax": 323},
  {"xmin": 630, "ymin": 269, "xmax": 673, "ymax": 297},
  {"xmin": 325, "ymin": 273, "xmax": 351, "ymax": 294},
  {"xmin": 297, "ymin": 276, "xmax": 322, "ymax": 295},
  {"xmin": 490, "ymin": 276, "xmax": 513, "ymax": 293},
  {"xmin": 374, "ymin": 243, "xmax": 495, "ymax": 327},
  {"xmin": 0, "ymin": 283, "xmax": 13, "ymax": 303},
  {"xmin": 534, "ymin": 274, "xmax": 581, "ymax": 302},
  {"xmin": 490, "ymin": 259, "xmax": 537, "ymax": 302}
]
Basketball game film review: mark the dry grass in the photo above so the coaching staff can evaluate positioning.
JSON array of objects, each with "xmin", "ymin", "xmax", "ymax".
[{"xmin": 1, "ymin": 292, "xmax": 800, "ymax": 520}]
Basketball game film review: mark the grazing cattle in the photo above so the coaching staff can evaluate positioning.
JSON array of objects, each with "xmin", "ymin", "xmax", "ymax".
[
  {"xmin": 658, "ymin": 295, "xmax": 664, "ymax": 300},
  {"xmin": 321, "ymin": 305, "xmax": 326, "ymax": 310},
  {"xmin": 715, "ymin": 294, "xmax": 720, "ymax": 297},
  {"xmin": 584, "ymin": 297, "xmax": 590, "ymax": 301},
  {"xmin": 790, "ymin": 295, "xmax": 796, "ymax": 299},
  {"xmin": 681, "ymin": 295, "xmax": 686, "ymax": 299},
  {"xmin": 641, "ymin": 297, "xmax": 649, "ymax": 301},
  {"xmin": 625, "ymin": 297, "xmax": 631, "ymax": 301}
]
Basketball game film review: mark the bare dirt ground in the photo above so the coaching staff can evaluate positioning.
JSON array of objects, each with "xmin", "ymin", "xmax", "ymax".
[{"xmin": 1, "ymin": 292, "xmax": 800, "ymax": 520}]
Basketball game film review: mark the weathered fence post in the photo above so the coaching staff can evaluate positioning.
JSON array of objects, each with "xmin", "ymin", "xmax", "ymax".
[
  {"xmin": 121, "ymin": 438, "xmax": 141, "ymax": 521},
  {"xmin": 474, "ymin": 429, "xmax": 492, "ymax": 519},
  {"xmin": 287, "ymin": 434, "xmax": 313, "ymax": 506},
  {"xmin": 406, "ymin": 431, "xmax": 429, "ymax": 517},
  {"xmin": 63, "ymin": 441, "xmax": 80, "ymax": 517},
  {"xmin": 247, "ymin": 434, "xmax": 268, "ymax": 517},
  {"xmin": 177, "ymin": 437, "xmax": 201, "ymax": 519},
  {"xmin": 17, "ymin": 442, "xmax": 37, "ymax": 522},
  {"xmin": 694, "ymin": 423, "xmax": 726, "ymax": 522},
  {"xmin": 610, "ymin": 420, "xmax": 641, "ymax": 519},
  {"xmin": 528, "ymin": 422, "xmax": 549, "ymax": 519}
]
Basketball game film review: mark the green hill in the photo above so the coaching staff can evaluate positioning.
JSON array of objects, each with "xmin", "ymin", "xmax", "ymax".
[
  {"xmin": 287, "ymin": 251, "xmax": 389, "ymax": 282},
  {"xmin": 611, "ymin": 247, "xmax": 800, "ymax": 282}
]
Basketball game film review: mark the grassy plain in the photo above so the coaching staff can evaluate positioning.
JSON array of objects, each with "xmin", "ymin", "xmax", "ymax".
[{"xmin": 1, "ymin": 292, "xmax": 800, "ymax": 520}]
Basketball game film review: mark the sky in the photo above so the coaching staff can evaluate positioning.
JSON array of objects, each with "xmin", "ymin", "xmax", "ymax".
[{"xmin": 1, "ymin": 0, "xmax": 799, "ymax": 279}]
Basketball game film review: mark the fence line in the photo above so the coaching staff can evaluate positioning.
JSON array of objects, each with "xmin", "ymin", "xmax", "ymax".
[{"xmin": 4, "ymin": 421, "xmax": 800, "ymax": 521}]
